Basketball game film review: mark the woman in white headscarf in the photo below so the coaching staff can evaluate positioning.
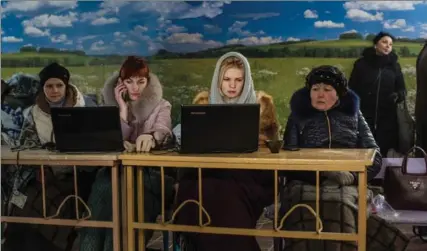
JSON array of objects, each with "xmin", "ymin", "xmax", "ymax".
[{"xmin": 173, "ymin": 52, "xmax": 276, "ymax": 251}]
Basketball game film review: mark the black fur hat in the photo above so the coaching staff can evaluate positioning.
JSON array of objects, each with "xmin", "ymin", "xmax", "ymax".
[
  {"xmin": 305, "ymin": 65, "xmax": 348, "ymax": 97},
  {"xmin": 373, "ymin": 31, "xmax": 395, "ymax": 45}
]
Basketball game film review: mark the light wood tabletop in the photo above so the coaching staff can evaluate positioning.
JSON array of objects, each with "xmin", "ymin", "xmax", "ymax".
[{"xmin": 119, "ymin": 148, "xmax": 376, "ymax": 171}]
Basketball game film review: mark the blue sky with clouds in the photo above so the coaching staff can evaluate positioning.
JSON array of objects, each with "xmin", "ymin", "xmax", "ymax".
[{"xmin": 1, "ymin": 1, "xmax": 427, "ymax": 55}]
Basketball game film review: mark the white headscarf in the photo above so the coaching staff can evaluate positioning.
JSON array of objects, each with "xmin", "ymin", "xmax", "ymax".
[{"xmin": 209, "ymin": 51, "xmax": 257, "ymax": 104}]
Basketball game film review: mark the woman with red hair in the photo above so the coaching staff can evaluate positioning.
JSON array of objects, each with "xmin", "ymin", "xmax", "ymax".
[{"xmin": 79, "ymin": 56, "xmax": 176, "ymax": 251}]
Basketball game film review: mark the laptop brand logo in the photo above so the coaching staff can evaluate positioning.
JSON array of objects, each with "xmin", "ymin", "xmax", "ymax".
[{"xmin": 190, "ymin": 112, "xmax": 206, "ymax": 115}]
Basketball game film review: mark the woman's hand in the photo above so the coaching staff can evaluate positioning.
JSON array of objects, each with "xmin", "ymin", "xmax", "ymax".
[
  {"xmin": 135, "ymin": 134, "xmax": 156, "ymax": 152},
  {"xmin": 123, "ymin": 141, "xmax": 136, "ymax": 153},
  {"xmin": 114, "ymin": 80, "xmax": 128, "ymax": 122}
]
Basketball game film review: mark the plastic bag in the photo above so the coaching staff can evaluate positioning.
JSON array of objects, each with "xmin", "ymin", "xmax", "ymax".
[{"xmin": 370, "ymin": 194, "xmax": 400, "ymax": 220}]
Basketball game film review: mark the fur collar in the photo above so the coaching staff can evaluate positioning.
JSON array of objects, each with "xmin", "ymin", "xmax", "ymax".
[
  {"xmin": 36, "ymin": 83, "xmax": 85, "ymax": 114},
  {"xmin": 102, "ymin": 71, "xmax": 163, "ymax": 122},
  {"xmin": 362, "ymin": 47, "xmax": 398, "ymax": 67},
  {"xmin": 290, "ymin": 87, "xmax": 360, "ymax": 119}
]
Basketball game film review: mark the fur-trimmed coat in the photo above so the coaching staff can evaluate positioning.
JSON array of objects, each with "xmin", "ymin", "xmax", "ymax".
[
  {"xmin": 192, "ymin": 90, "xmax": 280, "ymax": 145},
  {"xmin": 102, "ymin": 72, "xmax": 172, "ymax": 146}
]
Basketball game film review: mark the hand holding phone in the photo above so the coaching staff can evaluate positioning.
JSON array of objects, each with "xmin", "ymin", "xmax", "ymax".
[{"xmin": 114, "ymin": 80, "xmax": 129, "ymax": 122}]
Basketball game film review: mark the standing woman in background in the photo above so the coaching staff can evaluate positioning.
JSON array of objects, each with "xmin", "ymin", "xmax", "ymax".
[{"xmin": 348, "ymin": 32, "xmax": 406, "ymax": 156}]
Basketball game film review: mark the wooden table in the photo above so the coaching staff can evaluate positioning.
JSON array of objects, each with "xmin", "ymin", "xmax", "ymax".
[
  {"xmin": 1, "ymin": 146, "xmax": 122, "ymax": 251},
  {"xmin": 120, "ymin": 148, "xmax": 376, "ymax": 251}
]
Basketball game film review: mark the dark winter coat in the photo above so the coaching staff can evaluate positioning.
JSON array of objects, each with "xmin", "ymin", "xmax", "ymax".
[
  {"xmin": 281, "ymin": 87, "xmax": 382, "ymax": 184},
  {"xmin": 416, "ymin": 42, "xmax": 427, "ymax": 153},
  {"xmin": 278, "ymin": 88, "xmax": 409, "ymax": 251},
  {"xmin": 348, "ymin": 47, "xmax": 406, "ymax": 156}
]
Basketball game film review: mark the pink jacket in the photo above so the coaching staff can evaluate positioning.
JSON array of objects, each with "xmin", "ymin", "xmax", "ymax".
[{"xmin": 102, "ymin": 72, "xmax": 173, "ymax": 145}]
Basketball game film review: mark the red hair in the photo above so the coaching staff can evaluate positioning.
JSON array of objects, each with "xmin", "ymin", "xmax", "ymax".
[{"xmin": 119, "ymin": 56, "xmax": 150, "ymax": 81}]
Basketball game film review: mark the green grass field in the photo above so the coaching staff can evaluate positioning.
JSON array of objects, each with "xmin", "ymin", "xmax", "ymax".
[{"xmin": 1, "ymin": 57, "xmax": 418, "ymax": 127}]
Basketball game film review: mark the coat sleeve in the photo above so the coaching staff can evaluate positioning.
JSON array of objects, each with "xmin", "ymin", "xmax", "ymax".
[
  {"xmin": 145, "ymin": 100, "xmax": 173, "ymax": 146},
  {"xmin": 280, "ymin": 113, "xmax": 326, "ymax": 185},
  {"xmin": 18, "ymin": 107, "xmax": 42, "ymax": 149},
  {"xmin": 348, "ymin": 59, "xmax": 363, "ymax": 97},
  {"xmin": 355, "ymin": 111, "xmax": 382, "ymax": 183},
  {"xmin": 394, "ymin": 63, "xmax": 407, "ymax": 103}
]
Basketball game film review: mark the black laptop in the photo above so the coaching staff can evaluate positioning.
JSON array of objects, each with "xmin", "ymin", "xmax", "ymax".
[
  {"xmin": 180, "ymin": 104, "xmax": 260, "ymax": 154},
  {"xmin": 51, "ymin": 106, "xmax": 124, "ymax": 152}
]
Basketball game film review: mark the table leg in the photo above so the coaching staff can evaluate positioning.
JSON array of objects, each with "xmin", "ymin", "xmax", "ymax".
[
  {"xmin": 121, "ymin": 165, "xmax": 128, "ymax": 251},
  {"xmin": 111, "ymin": 163, "xmax": 120, "ymax": 251},
  {"xmin": 137, "ymin": 167, "xmax": 145, "ymax": 251},
  {"xmin": 358, "ymin": 170, "xmax": 367, "ymax": 251},
  {"xmin": 127, "ymin": 166, "xmax": 135, "ymax": 251}
]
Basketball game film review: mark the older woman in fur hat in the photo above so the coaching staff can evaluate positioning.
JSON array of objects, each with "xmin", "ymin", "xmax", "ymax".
[
  {"xmin": 173, "ymin": 51, "xmax": 279, "ymax": 251},
  {"xmin": 79, "ymin": 56, "xmax": 176, "ymax": 251},
  {"xmin": 278, "ymin": 65, "xmax": 409, "ymax": 251}
]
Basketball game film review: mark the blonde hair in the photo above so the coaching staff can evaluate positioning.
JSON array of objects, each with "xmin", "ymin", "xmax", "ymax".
[{"xmin": 218, "ymin": 56, "xmax": 245, "ymax": 89}]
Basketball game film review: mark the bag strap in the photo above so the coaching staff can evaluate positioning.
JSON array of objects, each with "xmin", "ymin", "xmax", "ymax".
[{"xmin": 402, "ymin": 146, "xmax": 427, "ymax": 174}]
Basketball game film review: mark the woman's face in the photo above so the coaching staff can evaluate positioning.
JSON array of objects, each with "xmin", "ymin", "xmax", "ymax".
[
  {"xmin": 122, "ymin": 76, "xmax": 148, "ymax": 101},
  {"xmin": 220, "ymin": 67, "xmax": 244, "ymax": 99},
  {"xmin": 375, "ymin": 36, "xmax": 393, "ymax": 55},
  {"xmin": 43, "ymin": 78, "xmax": 66, "ymax": 103},
  {"xmin": 310, "ymin": 83, "xmax": 338, "ymax": 111}
]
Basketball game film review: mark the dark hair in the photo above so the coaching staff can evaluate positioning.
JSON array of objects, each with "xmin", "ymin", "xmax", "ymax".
[
  {"xmin": 119, "ymin": 56, "xmax": 150, "ymax": 81},
  {"xmin": 305, "ymin": 65, "xmax": 348, "ymax": 97},
  {"xmin": 38, "ymin": 62, "xmax": 70, "ymax": 87},
  {"xmin": 373, "ymin": 31, "xmax": 395, "ymax": 45}
]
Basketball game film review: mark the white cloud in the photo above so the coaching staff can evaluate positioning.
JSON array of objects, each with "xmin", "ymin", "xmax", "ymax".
[
  {"xmin": 123, "ymin": 40, "xmax": 138, "ymax": 47},
  {"xmin": 204, "ymin": 24, "xmax": 222, "ymax": 34},
  {"xmin": 2, "ymin": 1, "xmax": 77, "ymax": 13},
  {"xmin": 232, "ymin": 12, "xmax": 280, "ymax": 20},
  {"xmin": 24, "ymin": 26, "xmax": 50, "ymax": 37},
  {"xmin": 345, "ymin": 9, "xmax": 383, "ymax": 22},
  {"xmin": 383, "ymin": 19, "xmax": 415, "ymax": 32},
  {"xmin": 129, "ymin": 1, "xmax": 230, "ymax": 20},
  {"xmin": 91, "ymin": 17, "xmax": 119, "ymax": 26},
  {"xmin": 304, "ymin": 9, "xmax": 318, "ymax": 19},
  {"xmin": 51, "ymin": 34, "xmax": 70, "ymax": 44},
  {"xmin": 21, "ymin": 12, "xmax": 78, "ymax": 28},
  {"xmin": 166, "ymin": 25, "xmax": 187, "ymax": 33},
  {"xmin": 287, "ymin": 37, "xmax": 301, "ymax": 42},
  {"xmin": 163, "ymin": 32, "xmax": 223, "ymax": 52},
  {"xmin": 343, "ymin": 1, "xmax": 424, "ymax": 11},
  {"xmin": 2, "ymin": 36, "xmax": 24, "ymax": 43},
  {"xmin": 24, "ymin": 43, "xmax": 33, "ymax": 47},
  {"xmin": 227, "ymin": 36, "xmax": 283, "ymax": 46},
  {"xmin": 1, "ymin": 29, "xmax": 3, "ymax": 35},
  {"xmin": 228, "ymin": 21, "xmax": 265, "ymax": 36},
  {"xmin": 421, "ymin": 23, "xmax": 427, "ymax": 31},
  {"xmin": 341, "ymin": 29, "xmax": 359, "ymax": 34},
  {"xmin": 421, "ymin": 31, "xmax": 427, "ymax": 39},
  {"xmin": 114, "ymin": 32, "xmax": 126, "ymax": 39},
  {"xmin": 314, "ymin": 20, "xmax": 345, "ymax": 28},
  {"xmin": 134, "ymin": 25, "xmax": 148, "ymax": 33},
  {"xmin": 90, "ymin": 40, "xmax": 110, "ymax": 52}
]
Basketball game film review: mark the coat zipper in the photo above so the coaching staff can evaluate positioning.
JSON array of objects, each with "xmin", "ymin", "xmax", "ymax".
[{"xmin": 324, "ymin": 111, "xmax": 332, "ymax": 149}]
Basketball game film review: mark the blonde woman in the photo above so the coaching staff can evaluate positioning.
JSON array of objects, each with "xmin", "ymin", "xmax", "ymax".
[{"xmin": 173, "ymin": 52, "xmax": 277, "ymax": 251}]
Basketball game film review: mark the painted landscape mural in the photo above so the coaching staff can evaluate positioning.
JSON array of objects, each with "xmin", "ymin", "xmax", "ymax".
[{"xmin": 1, "ymin": 0, "xmax": 427, "ymax": 127}]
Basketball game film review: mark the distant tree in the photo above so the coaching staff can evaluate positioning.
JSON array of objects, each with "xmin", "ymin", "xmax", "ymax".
[
  {"xmin": 399, "ymin": 46, "xmax": 411, "ymax": 57},
  {"xmin": 20, "ymin": 46, "xmax": 37, "ymax": 52},
  {"xmin": 339, "ymin": 32, "xmax": 363, "ymax": 40},
  {"xmin": 365, "ymin": 34, "xmax": 376, "ymax": 41}
]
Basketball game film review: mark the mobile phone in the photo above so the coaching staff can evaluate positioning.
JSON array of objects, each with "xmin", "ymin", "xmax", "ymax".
[{"xmin": 122, "ymin": 90, "xmax": 131, "ymax": 102}]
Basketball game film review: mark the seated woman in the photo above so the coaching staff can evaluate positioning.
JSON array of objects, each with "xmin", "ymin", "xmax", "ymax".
[
  {"xmin": 4, "ymin": 63, "xmax": 97, "ymax": 251},
  {"xmin": 79, "ymin": 56, "xmax": 175, "ymax": 251},
  {"xmin": 279, "ymin": 65, "xmax": 409, "ymax": 251},
  {"xmin": 173, "ymin": 51, "xmax": 279, "ymax": 251}
]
